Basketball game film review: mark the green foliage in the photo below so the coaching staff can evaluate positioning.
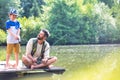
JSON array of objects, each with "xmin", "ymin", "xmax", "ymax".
[
  {"xmin": 98, "ymin": 0, "xmax": 114, "ymax": 8},
  {"xmin": 18, "ymin": 17, "xmax": 46, "ymax": 44},
  {"xmin": 92, "ymin": 2, "xmax": 117, "ymax": 43},
  {"xmin": 0, "ymin": 0, "xmax": 120, "ymax": 45},
  {"xmin": 20, "ymin": 0, "xmax": 45, "ymax": 18},
  {"xmin": 111, "ymin": 0, "xmax": 120, "ymax": 43},
  {"xmin": 43, "ymin": 0, "xmax": 116, "ymax": 45},
  {"xmin": 0, "ymin": 29, "xmax": 6, "ymax": 44}
]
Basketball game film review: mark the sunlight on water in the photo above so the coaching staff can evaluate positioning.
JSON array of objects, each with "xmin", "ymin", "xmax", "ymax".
[{"xmin": 59, "ymin": 50, "xmax": 120, "ymax": 80}]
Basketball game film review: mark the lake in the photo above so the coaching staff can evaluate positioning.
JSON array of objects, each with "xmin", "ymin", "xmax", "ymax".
[{"xmin": 0, "ymin": 44, "xmax": 120, "ymax": 80}]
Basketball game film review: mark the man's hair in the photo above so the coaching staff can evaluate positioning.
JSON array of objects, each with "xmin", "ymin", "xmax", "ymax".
[{"xmin": 41, "ymin": 29, "xmax": 50, "ymax": 38}]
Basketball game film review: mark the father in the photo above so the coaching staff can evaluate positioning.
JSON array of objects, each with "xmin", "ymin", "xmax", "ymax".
[{"xmin": 22, "ymin": 29, "xmax": 57, "ymax": 69}]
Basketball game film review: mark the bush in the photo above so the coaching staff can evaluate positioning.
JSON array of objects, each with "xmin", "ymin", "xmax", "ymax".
[
  {"xmin": 0, "ymin": 29, "xmax": 6, "ymax": 45},
  {"xmin": 18, "ymin": 17, "xmax": 46, "ymax": 45}
]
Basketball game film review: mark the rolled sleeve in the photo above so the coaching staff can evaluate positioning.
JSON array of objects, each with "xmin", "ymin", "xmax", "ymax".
[
  {"xmin": 6, "ymin": 21, "xmax": 10, "ymax": 30},
  {"xmin": 26, "ymin": 38, "xmax": 33, "ymax": 55},
  {"xmin": 44, "ymin": 43, "xmax": 50, "ymax": 58}
]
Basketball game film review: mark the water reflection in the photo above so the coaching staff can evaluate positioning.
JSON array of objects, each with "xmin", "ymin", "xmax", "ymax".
[
  {"xmin": 12, "ymin": 72, "xmax": 53, "ymax": 80},
  {"xmin": 1, "ymin": 44, "xmax": 120, "ymax": 80}
]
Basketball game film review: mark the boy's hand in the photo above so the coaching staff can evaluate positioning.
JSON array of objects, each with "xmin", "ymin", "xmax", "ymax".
[{"xmin": 14, "ymin": 35, "xmax": 19, "ymax": 40}]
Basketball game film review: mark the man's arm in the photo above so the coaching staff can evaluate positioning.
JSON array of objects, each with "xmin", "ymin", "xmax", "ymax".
[
  {"xmin": 27, "ymin": 54, "xmax": 37, "ymax": 62},
  {"xmin": 44, "ymin": 42, "xmax": 50, "ymax": 59},
  {"xmin": 42, "ymin": 43, "xmax": 50, "ymax": 63},
  {"xmin": 26, "ymin": 38, "xmax": 37, "ymax": 62}
]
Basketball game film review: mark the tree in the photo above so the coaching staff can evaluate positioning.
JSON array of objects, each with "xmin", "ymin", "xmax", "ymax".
[
  {"xmin": 20, "ymin": 0, "xmax": 45, "ymax": 18},
  {"xmin": 42, "ymin": 0, "xmax": 117, "ymax": 45},
  {"xmin": 98, "ymin": 0, "xmax": 114, "ymax": 8},
  {"xmin": 43, "ymin": 0, "xmax": 98, "ymax": 45}
]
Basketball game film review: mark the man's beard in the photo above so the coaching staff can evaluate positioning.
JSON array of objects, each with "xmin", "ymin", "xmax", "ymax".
[{"xmin": 37, "ymin": 36, "xmax": 43, "ymax": 40}]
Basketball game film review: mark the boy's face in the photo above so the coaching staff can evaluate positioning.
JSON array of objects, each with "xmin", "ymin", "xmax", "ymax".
[{"xmin": 9, "ymin": 14, "xmax": 17, "ymax": 20}]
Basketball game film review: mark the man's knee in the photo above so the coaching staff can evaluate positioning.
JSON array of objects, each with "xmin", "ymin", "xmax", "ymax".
[
  {"xmin": 50, "ymin": 56, "xmax": 57, "ymax": 62},
  {"xmin": 53, "ymin": 56, "xmax": 57, "ymax": 61},
  {"xmin": 22, "ymin": 55, "xmax": 27, "ymax": 62},
  {"xmin": 22, "ymin": 56, "xmax": 32, "ymax": 66}
]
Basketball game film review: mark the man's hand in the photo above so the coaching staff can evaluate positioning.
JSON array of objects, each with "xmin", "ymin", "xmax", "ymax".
[
  {"xmin": 27, "ymin": 54, "xmax": 37, "ymax": 63},
  {"xmin": 42, "ymin": 58, "xmax": 48, "ymax": 64},
  {"xmin": 33, "ymin": 58, "xmax": 37, "ymax": 63}
]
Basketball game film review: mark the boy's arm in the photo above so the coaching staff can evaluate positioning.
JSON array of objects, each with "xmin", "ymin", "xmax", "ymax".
[
  {"xmin": 7, "ymin": 29, "xmax": 18, "ymax": 39},
  {"xmin": 16, "ymin": 22, "xmax": 21, "ymax": 39},
  {"xmin": 17, "ymin": 28, "xmax": 20, "ymax": 36}
]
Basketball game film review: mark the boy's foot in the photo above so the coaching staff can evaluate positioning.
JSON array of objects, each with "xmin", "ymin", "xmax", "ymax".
[
  {"xmin": 5, "ymin": 63, "xmax": 13, "ymax": 69},
  {"xmin": 12, "ymin": 64, "xmax": 19, "ymax": 69},
  {"xmin": 5, "ymin": 65, "xmax": 9, "ymax": 69}
]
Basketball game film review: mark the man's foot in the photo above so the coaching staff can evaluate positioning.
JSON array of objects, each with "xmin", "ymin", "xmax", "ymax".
[
  {"xmin": 31, "ymin": 65, "xmax": 35, "ymax": 70},
  {"xmin": 48, "ymin": 65, "xmax": 54, "ymax": 69}
]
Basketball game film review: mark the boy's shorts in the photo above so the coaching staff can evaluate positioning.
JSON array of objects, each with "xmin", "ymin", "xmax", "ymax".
[{"xmin": 7, "ymin": 43, "xmax": 20, "ymax": 54}]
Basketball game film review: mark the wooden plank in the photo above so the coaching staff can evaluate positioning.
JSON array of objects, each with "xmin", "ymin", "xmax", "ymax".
[
  {"xmin": 44, "ymin": 66, "xmax": 66, "ymax": 74},
  {"xmin": 0, "ymin": 61, "xmax": 65, "ymax": 76}
]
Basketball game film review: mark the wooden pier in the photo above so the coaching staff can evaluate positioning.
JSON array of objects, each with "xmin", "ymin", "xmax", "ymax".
[{"xmin": 0, "ymin": 61, "xmax": 65, "ymax": 79}]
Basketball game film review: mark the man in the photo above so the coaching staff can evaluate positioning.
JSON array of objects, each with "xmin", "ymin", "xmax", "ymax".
[{"xmin": 22, "ymin": 29, "xmax": 57, "ymax": 69}]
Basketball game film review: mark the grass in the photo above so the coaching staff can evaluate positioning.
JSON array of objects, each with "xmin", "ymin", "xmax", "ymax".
[{"xmin": 0, "ymin": 44, "xmax": 120, "ymax": 80}]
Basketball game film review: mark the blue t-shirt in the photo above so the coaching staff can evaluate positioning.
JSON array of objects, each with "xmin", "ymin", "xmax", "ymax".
[{"xmin": 6, "ymin": 20, "xmax": 21, "ymax": 44}]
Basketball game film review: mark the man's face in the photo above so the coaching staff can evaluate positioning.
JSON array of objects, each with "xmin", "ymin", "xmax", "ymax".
[{"xmin": 37, "ymin": 31, "xmax": 45, "ymax": 40}]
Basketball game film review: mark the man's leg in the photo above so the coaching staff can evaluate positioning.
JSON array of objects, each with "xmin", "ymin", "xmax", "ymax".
[
  {"xmin": 22, "ymin": 55, "xmax": 33, "ymax": 68},
  {"xmin": 31, "ymin": 56, "xmax": 57, "ymax": 69}
]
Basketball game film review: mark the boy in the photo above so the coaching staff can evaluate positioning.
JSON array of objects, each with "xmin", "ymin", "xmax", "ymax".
[{"xmin": 5, "ymin": 8, "xmax": 21, "ymax": 69}]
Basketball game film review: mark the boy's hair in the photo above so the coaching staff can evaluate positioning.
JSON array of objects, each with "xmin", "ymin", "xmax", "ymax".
[{"xmin": 9, "ymin": 8, "xmax": 18, "ymax": 15}]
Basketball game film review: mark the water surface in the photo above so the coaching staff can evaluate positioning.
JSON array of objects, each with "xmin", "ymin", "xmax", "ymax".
[{"xmin": 1, "ymin": 44, "xmax": 120, "ymax": 80}]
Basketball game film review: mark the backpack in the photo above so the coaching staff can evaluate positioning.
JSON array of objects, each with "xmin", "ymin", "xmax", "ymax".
[{"xmin": 31, "ymin": 38, "xmax": 47, "ymax": 59}]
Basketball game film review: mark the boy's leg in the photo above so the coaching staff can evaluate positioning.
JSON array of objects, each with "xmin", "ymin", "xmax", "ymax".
[
  {"xmin": 13, "ymin": 43, "xmax": 20, "ymax": 68},
  {"xmin": 6, "ymin": 44, "xmax": 13, "ymax": 68},
  {"xmin": 6, "ymin": 54, "xmax": 11, "ymax": 68}
]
